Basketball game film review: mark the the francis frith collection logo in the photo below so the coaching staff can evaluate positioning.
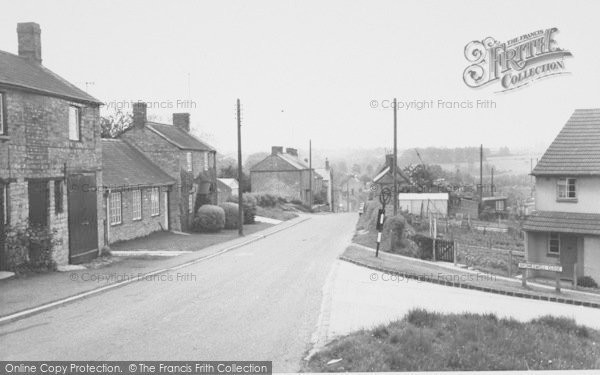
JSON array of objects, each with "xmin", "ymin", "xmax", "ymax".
[{"xmin": 463, "ymin": 28, "xmax": 572, "ymax": 92}]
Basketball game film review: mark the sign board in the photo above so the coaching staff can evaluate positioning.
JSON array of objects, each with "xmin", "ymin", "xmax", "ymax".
[
  {"xmin": 518, "ymin": 262, "xmax": 562, "ymax": 273},
  {"xmin": 376, "ymin": 209, "xmax": 385, "ymax": 231}
]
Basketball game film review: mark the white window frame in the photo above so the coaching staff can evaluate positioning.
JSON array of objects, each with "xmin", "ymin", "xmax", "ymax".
[
  {"xmin": 548, "ymin": 232, "xmax": 560, "ymax": 255},
  {"xmin": 151, "ymin": 187, "xmax": 160, "ymax": 216},
  {"xmin": 109, "ymin": 192, "xmax": 122, "ymax": 225},
  {"xmin": 557, "ymin": 178, "xmax": 576, "ymax": 200},
  {"xmin": 68, "ymin": 105, "xmax": 81, "ymax": 141},
  {"xmin": 186, "ymin": 152, "xmax": 193, "ymax": 172},
  {"xmin": 0, "ymin": 93, "xmax": 5, "ymax": 135},
  {"xmin": 495, "ymin": 200, "xmax": 504, "ymax": 211},
  {"xmin": 132, "ymin": 189, "xmax": 142, "ymax": 221}
]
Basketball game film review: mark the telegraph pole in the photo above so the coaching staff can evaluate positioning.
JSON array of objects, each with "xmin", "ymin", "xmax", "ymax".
[
  {"xmin": 393, "ymin": 98, "xmax": 398, "ymax": 215},
  {"xmin": 479, "ymin": 144, "xmax": 483, "ymax": 201},
  {"xmin": 309, "ymin": 139, "xmax": 313, "ymax": 209},
  {"xmin": 237, "ymin": 99, "xmax": 244, "ymax": 236}
]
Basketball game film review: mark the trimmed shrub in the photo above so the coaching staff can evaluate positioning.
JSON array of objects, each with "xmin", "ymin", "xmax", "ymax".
[
  {"xmin": 2, "ymin": 222, "xmax": 61, "ymax": 272},
  {"xmin": 219, "ymin": 202, "xmax": 240, "ymax": 229},
  {"xmin": 192, "ymin": 205, "xmax": 225, "ymax": 232},
  {"xmin": 577, "ymin": 276, "xmax": 598, "ymax": 289},
  {"xmin": 228, "ymin": 194, "xmax": 257, "ymax": 224},
  {"xmin": 383, "ymin": 214, "xmax": 406, "ymax": 250}
]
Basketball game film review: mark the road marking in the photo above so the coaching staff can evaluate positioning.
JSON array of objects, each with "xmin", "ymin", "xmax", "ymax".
[{"xmin": 0, "ymin": 217, "xmax": 311, "ymax": 326}]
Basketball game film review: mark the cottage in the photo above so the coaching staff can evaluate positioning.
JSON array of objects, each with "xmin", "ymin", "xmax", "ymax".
[
  {"xmin": 216, "ymin": 178, "xmax": 239, "ymax": 204},
  {"xmin": 0, "ymin": 23, "xmax": 105, "ymax": 269},
  {"xmin": 120, "ymin": 103, "xmax": 217, "ymax": 232},
  {"xmin": 372, "ymin": 154, "xmax": 411, "ymax": 190},
  {"xmin": 102, "ymin": 139, "xmax": 175, "ymax": 243},
  {"xmin": 523, "ymin": 109, "xmax": 600, "ymax": 283},
  {"xmin": 250, "ymin": 146, "xmax": 319, "ymax": 206},
  {"xmin": 314, "ymin": 159, "xmax": 333, "ymax": 210}
]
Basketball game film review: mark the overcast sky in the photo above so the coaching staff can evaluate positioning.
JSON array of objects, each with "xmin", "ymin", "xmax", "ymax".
[{"xmin": 1, "ymin": 0, "xmax": 598, "ymax": 154}]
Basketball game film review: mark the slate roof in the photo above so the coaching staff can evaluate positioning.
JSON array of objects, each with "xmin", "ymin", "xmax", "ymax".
[
  {"xmin": 146, "ymin": 122, "xmax": 215, "ymax": 152},
  {"xmin": 522, "ymin": 211, "xmax": 600, "ymax": 235},
  {"xmin": 277, "ymin": 153, "xmax": 310, "ymax": 170},
  {"xmin": 0, "ymin": 50, "xmax": 101, "ymax": 104},
  {"xmin": 532, "ymin": 109, "xmax": 600, "ymax": 176},
  {"xmin": 217, "ymin": 178, "xmax": 239, "ymax": 189},
  {"xmin": 102, "ymin": 139, "xmax": 175, "ymax": 189}
]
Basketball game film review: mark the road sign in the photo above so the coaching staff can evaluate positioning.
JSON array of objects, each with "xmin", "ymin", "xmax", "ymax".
[
  {"xmin": 518, "ymin": 262, "xmax": 562, "ymax": 273},
  {"xmin": 379, "ymin": 187, "xmax": 391, "ymax": 206}
]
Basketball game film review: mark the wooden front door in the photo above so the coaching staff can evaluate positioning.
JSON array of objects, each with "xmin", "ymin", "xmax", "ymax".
[
  {"xmin": 28, "ymin": 180, "xmax": 49, "ymax": 227},
  {"xmin": 67, "ymin": 174, "xmax": 99, "ymax": 264},
  {"xmin": 560, "ymin": 234, "xmax": 578, "ymax": 280}
]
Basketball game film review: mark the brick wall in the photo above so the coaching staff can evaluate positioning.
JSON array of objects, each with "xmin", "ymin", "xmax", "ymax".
[{"xmin": 0, "ymin": 86, "xmax": 104, "ymax": 266}]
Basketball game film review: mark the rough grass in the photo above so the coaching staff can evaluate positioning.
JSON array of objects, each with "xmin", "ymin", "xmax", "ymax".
[
  {"xmin": 304, "ymin": 309, "xmax": 600, "ymax": 372},
  {"xmin": 256, "ymin": 206, "xmax": 299, "ymax": 221}
]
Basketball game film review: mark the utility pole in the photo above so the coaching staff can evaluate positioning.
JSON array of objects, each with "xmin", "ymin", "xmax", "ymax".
[
  {"xmin": 237, "ymin": 99, "xmax": 244, "ymax": 236},
  {"xmin": 479, "ymin": 144, "xmax": 483, "ymax": 201},
  {"xmin": 347, "ymin": 179, "xmax": 350, "ymax": 212},
  {"xmin": 393, "ymin": 98, "xmax": 398, "ymax": 215},
  {"xmin": 309, "ymin": 139, "xmax": 313, "ymax": 210},
  {"xmin": 491, "ymin": 167, "xmax": 494, "ymax": 197}
]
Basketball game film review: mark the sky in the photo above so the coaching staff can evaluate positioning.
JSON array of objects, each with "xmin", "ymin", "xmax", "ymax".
[{"xmin": 1, "ymin": 0, "xmax": 599, "ymax": 154}]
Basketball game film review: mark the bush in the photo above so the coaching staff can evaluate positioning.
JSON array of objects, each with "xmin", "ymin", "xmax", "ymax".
[
  {"xmin": 2, "ymin": 222, "xmax": 61, "ymax": 272},
  {"xmin": 192, "ymin": 205, "xmax": 225, "ymax": 232},
  {"xmin": 219, "ymin": 202, "xmax": 240, "ymax": 229},
  {"xmin": 577, "ymin": 276, "xmax": 598, "ymax": 289},
  {"xmin": 383, "ymin": 214, "xmax": 406, "ymax": 250},
  {"xmin": 228, "ymin": 194, "xmax": 257, "ymax": 224}
]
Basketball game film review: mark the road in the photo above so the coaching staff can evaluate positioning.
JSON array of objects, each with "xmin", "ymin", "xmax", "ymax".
[{"xmin": 0, "ymin": 213, "xmax": 357, "ymax": 372}]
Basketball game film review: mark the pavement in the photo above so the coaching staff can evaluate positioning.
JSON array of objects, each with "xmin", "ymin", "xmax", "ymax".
[
  {"xmin": 319, "ymin": 260, "xmax": 600, "ymax": 345},
  {"xmin": 0, "ymin": 213, "xmax": 358, "ymax": 372}
]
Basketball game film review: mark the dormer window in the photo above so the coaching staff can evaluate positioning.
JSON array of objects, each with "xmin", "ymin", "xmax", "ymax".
[
  {"xmin": 557, "ymin": 178, "xmax": 576, "ymax": 200},
  {"xmin": 68, "ymin": 105, "xmax": 80, "ymax": 141}
]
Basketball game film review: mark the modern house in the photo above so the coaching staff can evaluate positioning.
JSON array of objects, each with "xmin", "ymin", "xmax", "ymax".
[
  {"xmin": 250, "ymin": 146, "xmax": 319, "ymax": 206},
  {"xmin": 120, "ymin": 103, "xmax": 217, "ymax": 232},
  {"xmin": 216, "ymin": 178, "xmax": 239, "ymax": 204},
  {"xmin": 102, "ymin": 139, "xmax": 175, "ymax": 244},
  {"xmin": 523, "ymin": 109, "xmax": 600, "ymax": 283},
  {"xmin": 0, "ymin": 23, "xmax": 105, "ymax": 269}
]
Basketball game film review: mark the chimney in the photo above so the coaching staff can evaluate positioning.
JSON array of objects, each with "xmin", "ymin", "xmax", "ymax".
[
  {"xmin": 386, "ymin": 154, "xmax": 395, "ymax": 167},
  {"xmin": 325, "ymin": 158, "xmax": 330, "ymax": 170},
  {"xmin": 132, "ymin": 102, "xmax": 147, "ymax": 129},
  {"xmin": 271, "ymin": 146, "xmax": 283, "ymax": 155},
  {"xmin": 286, "ymin": 148, "xmax": 298, "ymax": 157},
  {"xmin": 17, "ymin": 22, "xmax": 42, "ymax": 64},
  {"xmin": 173, "ymin": 113, "xmax": 190, "ymax": 132}
]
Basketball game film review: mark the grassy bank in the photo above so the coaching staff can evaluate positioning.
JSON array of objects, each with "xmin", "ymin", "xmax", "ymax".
[{"xmin": 305, "ymin": 309, "xmax": 600, "ymax": 371}]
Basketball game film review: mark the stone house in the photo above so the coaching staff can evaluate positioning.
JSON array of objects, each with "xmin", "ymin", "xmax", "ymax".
[
  {"xmin": 102, "ymin": 139, "xmax": 175, "ymax": 244},
  {"xmin": 523, "ymin": 109, "xmax": 600, "ymax": 283},
  {"xmin": 0, "ymin": 23, "xmax": 105, "ymax": 269},
  {"xmin": 119, "ymin": 103, "xmax": 217, "ymax": 232},
  {"xmin": 314, "ymin": 159, "xmax": 333, "ymax": 210},
  {"xmin": 250, "ymin": 146, "xmax": 319, "ymax": 205}
]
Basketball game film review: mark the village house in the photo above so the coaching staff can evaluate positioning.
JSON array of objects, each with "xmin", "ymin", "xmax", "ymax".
[
  {"xmin": 216, "ymin": 178, "xmax": 239, "ymax": 204},
  {"xmin": 314, "ymin": 159, "xmax": 333, "ymax": 210},
  {"xmin": 102, "ymin": 139, "xmax": 175, "ymax": 243},
  {"xmin": 119, "ymin": 103, "xmax": 217, "ymax": 232},
  {"xmin": 0, "ymin": 23, "xmax": 105, "ymax": 269},
  {"xmin": 523, "ymin": 109, "xmax": 600, "ymax": 283},
  {"xmin": 250, "ymin": 146, "xmax": 319, "ymax": 206}
]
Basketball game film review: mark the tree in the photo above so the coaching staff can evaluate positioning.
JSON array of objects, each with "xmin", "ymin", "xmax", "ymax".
[
  {"xmin": 100, "ymin": 109, "xmax": 133, "ymax": 138},
  {"xmin": 352, "ymin": 163, "xmax": 362, "ymax": 175},
  {"xmin": 244, "ymin": 152, "xmax": 269, "ymax": 171}
]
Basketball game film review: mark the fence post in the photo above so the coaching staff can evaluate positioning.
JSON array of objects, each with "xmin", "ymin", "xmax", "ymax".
[
  {"xmin": 508, "ymin": 250, "xmax": 513, "ymax": 278},
  {"xmin": 522, "ymin": 268, "xmax": 527, "ymax": 288},
  {"xmin": 555, "ymin": 272, "xmax": 561, "ymax": 293},
  {"xmin": 453, "ymin": 241, "xmax": 457, "ymax": 267},
  {"xmin": 573, "ymin": 263, "xmax": 578, "ymax": 289}
]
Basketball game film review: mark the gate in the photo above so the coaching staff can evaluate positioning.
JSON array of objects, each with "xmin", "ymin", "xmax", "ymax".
[
  {"xmin": 435, "ymin": 239, "xmax": 455, "ymax": 263},
  {"xmin": 67, "ymin": 174, "xmax": 99, "ymax": 264}
]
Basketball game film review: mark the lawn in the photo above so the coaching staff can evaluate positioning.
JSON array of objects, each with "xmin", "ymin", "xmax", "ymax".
[
  {"xmin": 304, "ymin": 309, "xmax": 600, "ymax": 371},
  {"xmin": 256, "ymin": 206, "xmax": 299, "ymax": 221}
]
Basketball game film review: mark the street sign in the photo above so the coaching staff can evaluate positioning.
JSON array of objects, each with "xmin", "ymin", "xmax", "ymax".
[
  {"xmin": 379, "ymin": 187, "xmax": 391, "ymax": 206},
  {"xmin": 376, "ymin": 209, "xmax": 385, "ymax": 231},
  {"xmin": 518, "ymin": 262, "xmax": 562, "ymax": 273}
]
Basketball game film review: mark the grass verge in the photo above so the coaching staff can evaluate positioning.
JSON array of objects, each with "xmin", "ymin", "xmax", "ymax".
[
  {"xmin": 304, "ymin": 309, "xmax": 600, "ymax": 371},
  {"xmin": 256, "ymin": 206, "xmax": 299, "ymax": 221}
]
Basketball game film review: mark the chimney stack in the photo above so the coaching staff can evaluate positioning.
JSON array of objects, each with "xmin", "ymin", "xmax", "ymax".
[
  {"xmin": 17, "ymin": 22, "xmax": 42, "ymax": 64},
  {"xmin": 386, "ymin": 154, "xmax": 395, "ymax": 167},
  {"xmin": 286, "ymin": 148, "xmax": 298, "ymax": 157},
  {"xmin": 173, "ymin": 113, "xmax": 190, "ymax": 132},
  {"xmin": 271, "ymin": 146, "xmax": 283, "ymax": 155},
  {"xmin": 132, "ymin": 102, "xmax": 147, "ymax": 129}
]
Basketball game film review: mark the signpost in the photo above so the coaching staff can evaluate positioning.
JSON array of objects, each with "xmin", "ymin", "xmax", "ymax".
[
  {"xmin": 375, "ymin": 187, "xmax": 392, "ymax": 257},
  {"xmin": 518, "ymin": 262, "xmax": 563, "ymax": 292}
]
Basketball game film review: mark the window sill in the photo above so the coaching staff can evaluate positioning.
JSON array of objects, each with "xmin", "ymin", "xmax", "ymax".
[
  {"xmin": 0, "ymin": 135, "xmax": 10, "ymax": 142},
  {"xmin": 132, "ymin": 218, "xmax": 142, "ymax": 222},
  {"xmin": 556, "ymin": 198, "xmax": 577, "ymax": 203},
  {"xmin": 110, "ymin": 222, "xmax": 122, "ymax": 227},
  {"xmin": 151, "ymin": 213, "xmax": 160, "ymax": 217},
  {"xmin": 546, "ymin": 253, "xmax": 559, "ymax": 258}
]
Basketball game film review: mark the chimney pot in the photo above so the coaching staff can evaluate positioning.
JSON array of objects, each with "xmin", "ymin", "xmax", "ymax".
[
  {"xmin": 271, "ymin": 146, "xmax": 283, "ymax": 155},
  {"xmin": 173, "ymin": 113, "xmax": 191, "ymax": 132},
  {"xmin": 17, "ymin": 22, "xmax": 42, "ymax": 64},
  {"xmin": 132, "ymin": 102, "xmax": 147, "ymax": 129}
]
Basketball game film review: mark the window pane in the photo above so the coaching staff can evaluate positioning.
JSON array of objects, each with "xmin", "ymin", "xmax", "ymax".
[
  {"xmin": 110, "ymin": 192, "xmax": 122, "ymax": 224},
  {"xmin": 69, "ymin": 106, "xmax": 80, "ymax": 140},
  {"xmin": 132, "ymin": 189, "xmax": 142, "ymax": 220},
  {"xmin": 151, "ymin": 188, "xmax": 160, "ymax": 216}
]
